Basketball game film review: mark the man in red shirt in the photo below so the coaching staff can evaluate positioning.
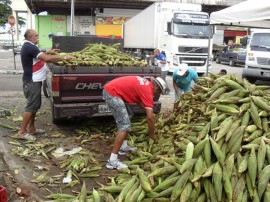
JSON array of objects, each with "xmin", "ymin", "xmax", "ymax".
[{"xmin": 103, "ymin": 76, "xmax": 167, "ymax": 170}]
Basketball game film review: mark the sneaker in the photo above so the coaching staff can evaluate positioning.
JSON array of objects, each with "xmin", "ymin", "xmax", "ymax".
[
  {"xmin": 118, "ymin": 145, "xmax": 137, "ymax": 155},
  {"xmin": 106, "ymin": 159, "xmax": 128, "ymax": 170}
]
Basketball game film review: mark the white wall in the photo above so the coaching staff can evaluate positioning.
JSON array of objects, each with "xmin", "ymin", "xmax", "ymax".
[
  {"xmin": 156, "ymin": 0, "xmax": 244, "ymax": 6},
  {"xmin": 67, "ymin": 16, "xmax": 96, "ymax": 35},
  {"xmin": 10, "ymin": 0, "xmax": 33, "ymax": 42}
]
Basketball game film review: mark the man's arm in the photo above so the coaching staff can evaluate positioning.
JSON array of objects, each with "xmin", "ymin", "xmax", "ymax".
[
  {"xmin": 145, "ymin": 108, "xmax": 156, "ymax": 140},
  {"xmin": 38, "ymin": 52, "xmax": 74, "ymax": 63},
  {"xmin": 160, "ymin": 54, "xmax": 167, "ymax": 64},
  {"xmin": 159, "ymin": 60, "xmax": 166, "ymax": 64},
  {"xmin": 173, "ymin": 79, "xmax": 182, "ymax": 97}
]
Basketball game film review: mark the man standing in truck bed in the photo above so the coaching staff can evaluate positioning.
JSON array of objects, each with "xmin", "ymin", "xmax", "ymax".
[{"xmin": 103, "ymin": 76, "xmax": 167, "ymax": 170}]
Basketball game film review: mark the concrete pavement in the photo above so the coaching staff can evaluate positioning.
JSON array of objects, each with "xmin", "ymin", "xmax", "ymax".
[{"xmin": 0, "ymin": 49, "xmax": 23, "ymax": 74}]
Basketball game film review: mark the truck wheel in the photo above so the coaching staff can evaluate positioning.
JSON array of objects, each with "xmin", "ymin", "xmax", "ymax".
[
  {"xmin": 51, "ymin": 100, "xmax": 60, "ymax": 124},
  {"xmin": 244, "ymin": 77, "xmax": 257, "ymax": 84},
  {"xmin": 43, "ymin": 81, "xmax": 50, "ymax": 98},
  {"xmin": 216, "ymin": 57, "xmax": 221, "ymax": 64},
  {"xmin": 213, "ymin": 52, "xmax": 216, "ymax": 60},
  {"xmin": 229, "ymin": 58, "xmax": 235, "ymax": 66}
]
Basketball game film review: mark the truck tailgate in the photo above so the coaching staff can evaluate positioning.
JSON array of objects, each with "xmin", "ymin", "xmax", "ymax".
[{"xmin": 48, "ymin": 64, "xmax": 161, "ymax": 104}]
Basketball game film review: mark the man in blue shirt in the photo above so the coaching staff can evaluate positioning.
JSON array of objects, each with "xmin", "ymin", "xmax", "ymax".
[
  {"xmin": 172, "ymin": 63, "xmax": 198, "ymax": 110},
  {"xmin": 152, "ymin": 49, "xmax": 170, "ymax": 94},
  {"xmin": 17, "ymin": 29, "xmax": 74, "ymax": 141}
]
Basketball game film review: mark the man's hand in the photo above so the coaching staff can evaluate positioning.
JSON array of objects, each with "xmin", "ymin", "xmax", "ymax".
[
  {"xmin": 192, "ymin": 84, "xmax": 200, "ymax": 92},
  {"xmin": 64, "ymin": 55, "xmax": 75, "ymax": 61},
  {"xmin": 177, "ymin": 91, "xmax": 182, "ymax": 97},
  {"xmin": 46, "ymin": 49, "xmax": 61, "ymax": 55}
]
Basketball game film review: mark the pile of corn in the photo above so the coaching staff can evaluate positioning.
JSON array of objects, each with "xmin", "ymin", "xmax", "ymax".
[
  {"xmin": 55, "ymin": 43, "xmax": 148, "ymax": 67},
  {"xmin": 47, "ymin": 73, "xmax": 270, "ymax": 202}
]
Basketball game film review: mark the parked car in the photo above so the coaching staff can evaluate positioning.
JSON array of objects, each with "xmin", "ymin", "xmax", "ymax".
[
  {"xmin": 13, "ymin": 45, "xmax": 22, "ymax": 55},
  {"xmin": 215, "ymin": 44, "xmax": 247, "ymax": 66}
]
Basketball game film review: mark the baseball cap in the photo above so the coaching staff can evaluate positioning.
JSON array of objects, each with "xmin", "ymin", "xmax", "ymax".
[
  {"xmin": 151, "ymin": 77, "xmax": 167, "ymax": 93},
  {"xmin": 177, "ymin": 63, "xmax": 188, "ymax": 76}
]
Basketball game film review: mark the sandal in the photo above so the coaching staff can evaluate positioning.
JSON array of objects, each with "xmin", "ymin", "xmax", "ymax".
[
  {"xmin": 18, "ymin": 133, "xmax": 36, "ymax": 141},
  {"xmin": 28, "ymin": 129, "xmax": 46, "ymax": 135}
]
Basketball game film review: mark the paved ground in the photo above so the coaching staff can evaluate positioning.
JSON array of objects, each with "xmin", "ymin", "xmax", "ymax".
[
  {"xmin": 0, "ymin": 50, "xmax": 23, "ymax": 74},
  {"xmin": 0, "ymin": 49, "xmax": 175, "ymax": 201}
]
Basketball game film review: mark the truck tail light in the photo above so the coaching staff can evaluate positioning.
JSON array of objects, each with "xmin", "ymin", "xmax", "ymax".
[{"xmin": 52, "ymin": 76, "xmax": 60, "ymax": 97}]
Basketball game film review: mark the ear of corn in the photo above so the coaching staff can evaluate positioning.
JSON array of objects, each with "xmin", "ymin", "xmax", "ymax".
[
  {"xmin": 171, "ymin": 169, "xmax": 191, "ymax": 201},
  {"xmin": 137, "ymin": 168, "xmax": 152, "ymax": 192},
  {"xmin": 210, "ymin": 137, "xmax": 225, "ymax": 165},
  {"xmin": 193, "ymin": 137, "xmax": 209, "ymax": 158},
  {"xmin": 223, "ymin": 167, "xmax": 233, "ymax": 201},
  {"xmin": 248, "ymin": 146, "xmax": 257, "ymax": 188},
  {"xmin": 185, "ymin": 142, "xmax": 194, "ymax": 160},
  {"xmin": 258, "ymin": 165, "xmax": 270, "ymax": 199},
  {"xmin": 250, "ymin": 101, "xmax": 262, "ymax": 129},
  {"xmin": 118, "ymin": 176, "xmax": 137, "ymax": 202}
]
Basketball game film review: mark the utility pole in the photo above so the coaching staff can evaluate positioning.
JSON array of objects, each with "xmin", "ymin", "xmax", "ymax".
[{"xmin": 70, "ymin": 0, "xmax": 75, "ymax": 36}]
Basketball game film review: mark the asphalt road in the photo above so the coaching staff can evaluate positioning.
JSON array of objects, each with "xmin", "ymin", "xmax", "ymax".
[{"xmin": 0, "ymin": 61, "xmax": 244, "ymax": 92}]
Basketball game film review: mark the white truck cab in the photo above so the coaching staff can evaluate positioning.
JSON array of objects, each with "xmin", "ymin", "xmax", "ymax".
[
  {"xmin": 242, "ymin": 30, "xmax": 270, "ymax": 83},
  {"xmin": 123, "ymin": 2, "xmax": 212, "ymax": 76}
]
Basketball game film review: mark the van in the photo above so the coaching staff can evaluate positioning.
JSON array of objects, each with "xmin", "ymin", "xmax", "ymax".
[{"xmin": 242, "ymin": 30, "xmax": 270, "ymax": 83}]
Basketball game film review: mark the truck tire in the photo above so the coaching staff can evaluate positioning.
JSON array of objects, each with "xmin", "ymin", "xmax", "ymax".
[
  {"xmin": 216, "ymin": 57, "xmax": 221, "ymax": 64},
  {"xmin": 43, "ymin": 81, "xmax": 50, "ymax": 98},
  {"xmin": 212, "ymin": 52, "xmax": 216, "ymax": 60},
  {"xmin": 243, "ymin": 77, "xmax": 257, "ymax": 84},
  {"xmin": 229, "ymin": 58, "xmax": 235, "ymax": 66},
  {"xmin": 51, "ymin": 100, "xmax": 61, "ymax": 124}
]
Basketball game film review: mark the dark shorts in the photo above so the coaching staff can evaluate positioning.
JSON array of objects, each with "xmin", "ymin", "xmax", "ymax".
[
  {"xmin": 102, "ymin": 90, "xmax": 131, "ymax": 131},
  {"xmin": 23, "ymin": 81, "xmax": 42, "ymax": 112}
]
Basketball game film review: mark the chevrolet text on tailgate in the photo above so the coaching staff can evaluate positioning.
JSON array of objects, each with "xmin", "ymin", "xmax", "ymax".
[{"xmin": 44, "ymin": 65, "xmax": 161, "ymax": 124}]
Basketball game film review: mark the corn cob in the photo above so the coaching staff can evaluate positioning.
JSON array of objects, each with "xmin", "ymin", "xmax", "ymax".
[
  {"xmin": 248, "ymin": 146, "xmax": 257, "ymax": 188},
  {"xmin": 258, "ymin": 165, "xmax": 270, "ymax": 199},
  {"xmin": 137, "ymin": 168, "xmax": 152, "ymax": 192},
  {"xmin": 212, "ymin": 162, "xmax": 223, "ymax": 201}
]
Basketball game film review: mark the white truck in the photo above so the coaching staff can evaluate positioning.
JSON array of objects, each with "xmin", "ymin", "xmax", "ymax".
[
  {"xmin": 242, "ymin": 30, "xmax": 270, "ymax": 83},
  {"xmin": 123, "ymin": 2, "xmax": 212, "ymax": 75}
]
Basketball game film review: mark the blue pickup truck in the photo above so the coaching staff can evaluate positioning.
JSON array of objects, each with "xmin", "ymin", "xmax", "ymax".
[{"xmin": 215, "ymin": 44, "xmax": 247, "ymax": 66}]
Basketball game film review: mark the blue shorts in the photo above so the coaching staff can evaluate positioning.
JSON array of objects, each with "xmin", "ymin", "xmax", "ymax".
[
  {"xmin": 102, "ymin": 90, "xmax": 131, "ymax": 131},
  {"xmin": 23, "ymin": 81, "xmax": 42, "ymax": 112}
]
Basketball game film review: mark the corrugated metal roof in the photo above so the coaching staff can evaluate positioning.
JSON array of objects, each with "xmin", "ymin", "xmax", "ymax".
[
  {"xmin": 25, "ymin": 0, "xmax": 155, "ymax": 15},
  {"xmin": 24, "ymin": 0, "xmax": 229, "ymax": 15}
]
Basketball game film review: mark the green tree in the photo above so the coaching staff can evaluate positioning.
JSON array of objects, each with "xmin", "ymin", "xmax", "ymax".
[
  {"xmin": 0, "ymin": 0, "xmax": 12, "ymax": 28},
  {"xmin": 0, "ymin": 0, "xmax": 26, "ymax": 29}
]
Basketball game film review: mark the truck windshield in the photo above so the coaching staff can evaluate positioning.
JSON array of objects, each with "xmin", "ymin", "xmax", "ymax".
[
  {"xmin": 250, "ymin": 33, "xmax": 270, "ymax": 51},
  {"xmin": 172, "ymin": 22, "xmax": 210, "ymax": 39}
]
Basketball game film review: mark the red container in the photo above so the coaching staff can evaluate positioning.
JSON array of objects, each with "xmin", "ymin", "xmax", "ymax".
[{"xmin": 0, "ymin": 186, "xmax": 7, "ymax": 202}]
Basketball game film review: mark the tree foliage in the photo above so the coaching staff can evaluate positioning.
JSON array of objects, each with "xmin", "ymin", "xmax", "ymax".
[
  {"xmin": 0, "ymin": 0, "xmax": 12, "ymax": 28},
  {"xmin": 0, "ymin": 0, "xmax": 26, "ymax": 29}
]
